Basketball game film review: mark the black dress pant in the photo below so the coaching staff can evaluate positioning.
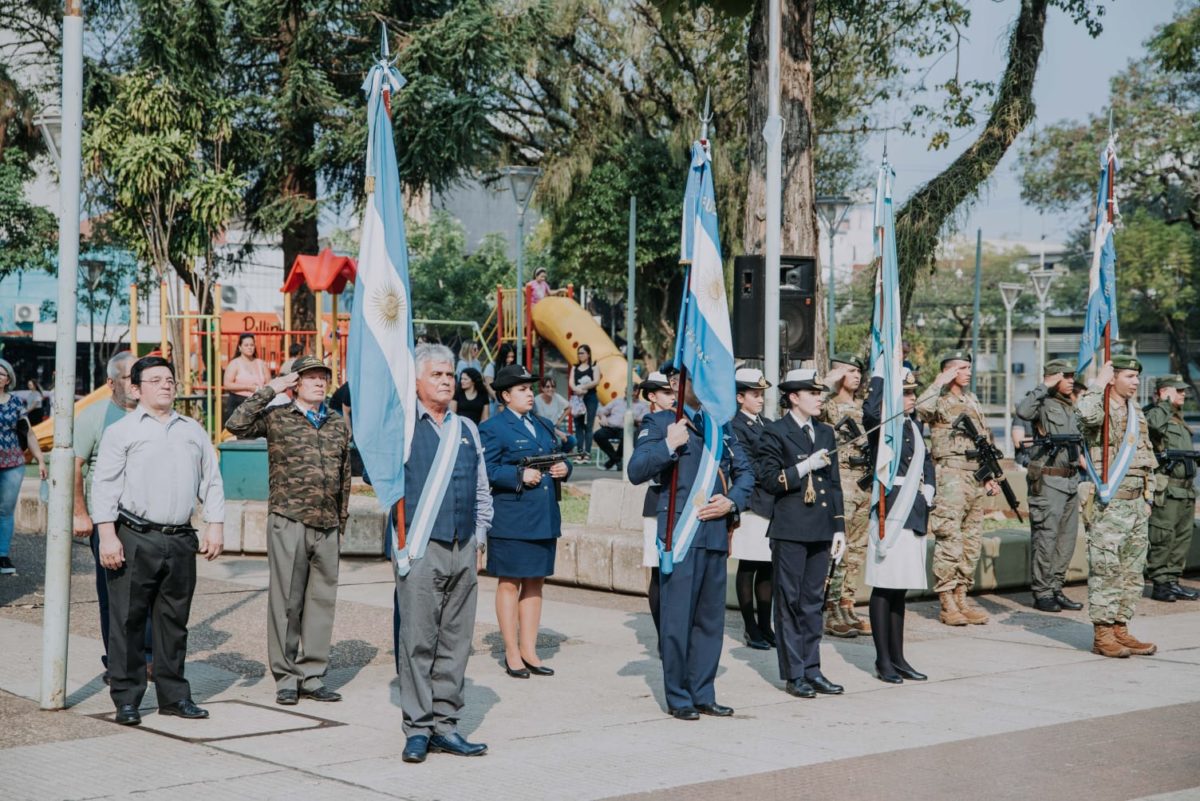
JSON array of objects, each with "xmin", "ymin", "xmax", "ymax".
[
  {"xmin": 89, "ymin": 528, "xmax": 152, "ymax": 672},
  {"xmin": 772, "ymin": 539, "xmax": 830, "ymax": 682},
  {"xmin": 106, "ymin": 523, "xmax": 198, "ymax": 708},
  {"xmin": 594, "ymin": 425, "xmax": 623, "ymax": 466}
]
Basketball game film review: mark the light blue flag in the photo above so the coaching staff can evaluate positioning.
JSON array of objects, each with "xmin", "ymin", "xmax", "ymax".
[
  {"xmin": 1077, "ymin": 139, "xmax": 1119, "ymax": 373},
  {"xmin": 661, "ymin": 141, "xmax": 735, "ymax": 574},
  {"xmin": 868, "ymin": 161, "xmax": 905, "ymax": 512},
  {"xmin": 347, "ymin": 42, "xmax": 416, "ymax": 528}
]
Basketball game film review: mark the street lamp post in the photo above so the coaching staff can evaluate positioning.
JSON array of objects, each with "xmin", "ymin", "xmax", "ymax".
[
  {"xmin": 504, "ymin": 166, "xmax": 540, "ymax": 366},
  {"xmin": 816, "ymin": 195, "xmax": 851, "ymax": 361},
  {"xmin": 999, "ymin": 282, "xmax": 1024, "ymax": 459},
  {"xmin": 85, "ymin": 259, "xmax": 104, "ymax": 392},
  {"xmin": 1029, "ymin": 269, "xmax": 1056, "ymax": 380}
]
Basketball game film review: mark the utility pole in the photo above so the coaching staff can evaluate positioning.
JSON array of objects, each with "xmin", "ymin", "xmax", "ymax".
[
  {"xmin": 999, "ymin": 282, "xmax": 1024, "ymax": 460},
  {"xmin": 970, "ymin": 229, "xmax": 982, "ymax": 395}
]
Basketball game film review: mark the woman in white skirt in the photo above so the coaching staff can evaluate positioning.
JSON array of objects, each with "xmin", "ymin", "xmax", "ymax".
[
  {"xmin": 729, "ymin": 368, "xmax": 776, "ymax": 650},
  {"xmin": 637, "ymin": 371, "xmax": 677, "ymax": 645},
  {"xmin": 863, "ymin": 370, "xmax": 934, "ymax": 684}
]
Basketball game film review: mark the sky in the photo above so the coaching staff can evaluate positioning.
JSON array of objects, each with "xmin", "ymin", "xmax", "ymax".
[{"xmin": 863, "ymin": 0, "xmax": 1178, "ymax": 246}]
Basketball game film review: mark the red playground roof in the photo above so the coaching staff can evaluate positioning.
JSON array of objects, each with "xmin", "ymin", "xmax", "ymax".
[{"xmin": 281, "ymin": 248, "xmax": 357, "ymax": 294}]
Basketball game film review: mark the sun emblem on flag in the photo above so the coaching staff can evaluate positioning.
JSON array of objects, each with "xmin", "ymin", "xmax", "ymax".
[
  {"xmin": 706, "ymin": 277, "xmax": 724, "ymax": 302},
  {"xmin": 370, "ymin": 283, "xmax": 407, "ymax": 330}
]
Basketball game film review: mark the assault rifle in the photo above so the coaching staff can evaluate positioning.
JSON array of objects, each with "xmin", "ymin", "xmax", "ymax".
[
  {"xmin": 1156, "ymin": 449, "xmax": 1200, "ymax": 479},
  {"xmin": 1024, "ymin": 433, "xmax": 1084, "ymax": 465},
  {"xmin": 518, "ymin": 451, "xmax": 583, "ymax": 501},
  {"xmin": 951, "ymin": 413, "xmax": 1024, "ymax": 522},
  {"xmin": 833, "ymin": 416, "xmax": 876, "ymax": 492}
]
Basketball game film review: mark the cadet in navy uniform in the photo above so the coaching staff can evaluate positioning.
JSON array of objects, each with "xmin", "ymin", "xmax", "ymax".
[
  {"xmin": 730, "ymin": 367, "xmax": 776, "ymax": 650},
  {"xmin": 756, "ymin": 369, "xmax": 847, "ymax": 699},
  {"xmin": 862, "ymin": 370, "xmax": 934, "ymax": 684},
  {"xmin": 628, "ymin": 384, "xmax": 753, "ymax": 720},
  {"xmin": 480, "ymin": 365, "xmax": 572, "ymax": 679}
]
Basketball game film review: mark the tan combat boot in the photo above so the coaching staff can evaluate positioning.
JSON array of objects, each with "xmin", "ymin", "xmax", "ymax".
[
  {"xmin": 938, "ymin": 591, "xmax": 968, "ymax": 626},
  {"xmin": 1112, "ymin": 623, "xmax": 1157, "ymax": 656},
  {"xmin": 954, "ymin": 585, "xmax": 989, "ymax": 625},
  {"xmin": 1092, "ymin": 624, "xmax": 1132, "ymax": 658},
  {"xmin": 823, "ymin": 602, "xmax": 856, "ymax": 638},
  {"xmin": 840, "ymin": 600, "xmax": 871, "ymax": 635}
]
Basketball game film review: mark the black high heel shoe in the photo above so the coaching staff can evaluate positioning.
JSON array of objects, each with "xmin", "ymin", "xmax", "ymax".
[
  {"xmin": 743, "ymin": 631, "xmax": 772, "ymax": 650},
  {"xmin": 503, "ymin": 661, "xmax": 530, "ymax": 679},
  {"xmin": 522, "ymin": 660, "xmax": 555, "ymax": 676},
  {"xmin": 893, "ymin": 662, "xmax": 927, "ymax": 681},
  {"xmin": 874, "ymin": 662, "xmax": 903, "ymax": 684}
]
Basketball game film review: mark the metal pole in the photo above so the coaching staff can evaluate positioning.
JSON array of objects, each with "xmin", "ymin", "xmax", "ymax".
[
  {"xmin": 42, "ymin": 0, "xmax": 83, "ymax": 710},
  {"xmin": 623, "ymin": 196, "xmax": 636, "ymax": 472},
  {"xmin": 88, "ymin": 278, "xmax": 95, "ymax": 391},
  {"xmin": 762, "ymin": 0, "xmax": 783, "ymax": 416},
  {"xmin": 1004, "ymin": 306, "xmax": 1014, "ymax": 459},
  {"xmin": 827, "ymin": 229, "xmax": 836, "ymax": 360},
  {"xmin": 515, "ymin": 213, "xmax": 525, "ymax": 366},
  {"xmin": 1038, "ymin": 304, "xmax": 1047, "ymax": 381},
  {"xmin": 159, "ymin": 279, "xmax": 168, "ymax": 354},
  {"xmin": 970, "ymin": 228, "xmax": 982, "ymax": 395},
  {"xmin": 129, "ymin": 282, "xmax": 138, "ymax": 353}
]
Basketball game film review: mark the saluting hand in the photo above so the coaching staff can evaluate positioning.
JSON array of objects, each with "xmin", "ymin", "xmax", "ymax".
[
  {"xmin": 267, "ymin": 372, "xmax": 299, "ymax": 395},
  {"xmin": 1043, "ymin": 371, "xmax": 1064, "ymax": 388},
  {"xmin": 934, "ymin": 365, "xmax": 958, "ymax": 387}
]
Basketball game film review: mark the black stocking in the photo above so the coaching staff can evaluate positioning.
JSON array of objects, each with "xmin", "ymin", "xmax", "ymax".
[
  {"xmin": 648, "ymin": 568, "xmax": 661, "ymax": 639},
  {"xmin": 736, "ymin": 560, "xmax": 763, "ymax": 639},
  {"xmin": 754, "ymin": 562, "xmax": 774, "ymax": 636},
  {"xmin": 869, "ymin": 588, "xmax": 893, "ymax": 672}
]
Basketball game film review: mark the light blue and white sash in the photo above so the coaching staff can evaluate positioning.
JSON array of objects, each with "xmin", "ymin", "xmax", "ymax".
[
  {"xmin": 1083, "ymin": 397, "xmax": 1139, "ymax": 505},
  {"xmin": 394, "ymin": 414, "xmax": 462, "ymax": 578},
  {"xmin": 869, "ymin": 419, "xmax": 925, "ymax": 558},
  {"xmin": 659, "ymin": 410, "xmax": 723, "ymax": 575}
]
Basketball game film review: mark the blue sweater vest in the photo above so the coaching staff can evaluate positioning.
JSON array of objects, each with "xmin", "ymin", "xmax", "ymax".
[{"xmin": 404, "ymin": 417, "xmax": 479, "ymax": 543}]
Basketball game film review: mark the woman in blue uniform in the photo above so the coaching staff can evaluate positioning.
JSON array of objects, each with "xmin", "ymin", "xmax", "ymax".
[
  {"xmin": 730, "ymin": 367, "xmax": 776, "ymax": 650},
  {"xmin": 480, "ymin": 365, "xmax": 572, "ymax": 679},
  {"xmin": 862, "ymin": 370, "xmax": 934, "ymax": 684}
]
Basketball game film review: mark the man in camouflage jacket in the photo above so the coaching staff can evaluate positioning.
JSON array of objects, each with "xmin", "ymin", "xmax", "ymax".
[{"xmin": 227, "ymin": 355, "xmax": 351, "ymax": 704}]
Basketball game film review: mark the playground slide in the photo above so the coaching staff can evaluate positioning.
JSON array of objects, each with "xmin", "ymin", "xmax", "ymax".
[
  {"xmin": 531, "ymin": 296, "xmax": 628, "ymax": 405},
  {"xmin": 29, "ymin": 385, "xmax": 112, "ymax": 454}
]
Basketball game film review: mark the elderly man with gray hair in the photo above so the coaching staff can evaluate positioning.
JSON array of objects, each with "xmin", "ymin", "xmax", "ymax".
[
  {"xmin": 72, "ymin": 351, "xmax": 152, "ymax": 683},
  {"xmin": 397, "ymin": 343, "xmax": 493, "ymax": 764}
]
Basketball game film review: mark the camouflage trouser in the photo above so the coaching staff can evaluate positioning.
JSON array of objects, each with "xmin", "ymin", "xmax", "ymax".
[
  {"xmin": 827, "ymin": 477, "xmax": 871, "ymax": 603},
  {"xmin": 930, "ymin": 465, "xmax": 987, "ymax": 594},
  {"xmin": 1146, "ymin": 492, "xmax": 1196, "ymax": 584},
  {"xmin": 1083, "ymin": 496, "xmax": 1149, "ymax": 624}
]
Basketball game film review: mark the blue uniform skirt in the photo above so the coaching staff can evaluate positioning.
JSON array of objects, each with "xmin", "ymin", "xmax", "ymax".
[{"xmin": 487, "ymin": 537, "xmax": 557, "ymax": 579}]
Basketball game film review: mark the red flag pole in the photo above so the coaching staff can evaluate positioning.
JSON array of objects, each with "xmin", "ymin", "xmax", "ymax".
[
  {"xmin": 1101, "ymin": 149, "xmax": 1115, "ymax": 483},
  {"xmin": 664, "ymin": 362, "xmax": 688, "ymax": 555}
]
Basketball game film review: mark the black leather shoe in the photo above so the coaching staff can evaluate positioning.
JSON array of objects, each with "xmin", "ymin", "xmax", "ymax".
[
  {"xmin": 742, "ymin": 632, "xmax": 772, "ymax": 650},
  {"xmin": 429, "ymin": 731, "xmax": 488, "ymax": 757},
  {"xmin": 1170, "ymin": 582, "xmax": 1199, "ymax": 601},
  {"xmin": 1033, "ymin": 595, "xmax": 1062, "ymax": 612},
  {"xmin": 300, "ymin": 686, "xmax": 342, "ymax": 702},
  {"xmin": 808, "ymin": 674, "xmax": 844, "ymax": 695},
  {"xmin": 874, "ymin": 666, "xmax": 903, "ymax": 685},
  {"xmin": 785, "ymin": 680, "xmax": 816, "ymax": 699},
  {"xmin": 696, "ymin": 702, "xmax": 734, "ymax": 717},
  {"xmin": 503, "ymin": 661, "xmax": 530, "ymax": 679},
  {"xmin": 521, "ymin": 661, "xmax": 555, "ymax": 676},
  {"xmin": 1053, "ymin": 591, "xmax": 1083, "ymax": 610},
  {"xmin": 402, "ymin": 735, "xmax": 429, "ymax": 763},
  {"xmin": 114, "ymin": 704, "xmax": 141, "ymax": 726},
  {"xmin": 894, "ymin": 662, "xmax": 928, "ymax": 681},
  {"xmin": 1151, "ymin": 583, "xmax": 1178, "ymax": 602},
  {"xmin": 669, "ymin": 706, "xmax": 700, "ymax": 720},
  {"xmin": 159, "ymin": 699, "xmax": 209, "ymax": 719},
  {"xmin": 275, "ymin": 690, "xmax": 298, "ymax": 706},
  {"xmin": 761, "ymin": 629, "xmax": 777, "ymax": 648}
]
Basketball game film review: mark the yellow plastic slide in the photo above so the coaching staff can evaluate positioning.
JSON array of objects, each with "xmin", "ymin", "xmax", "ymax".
[
  {"xmin": 531, "ymin": 296, "xmax": 628, "ymax": 405},
  {"xmin": 29, "ymin": 385, "xmax": 112, "ymax": 454}
]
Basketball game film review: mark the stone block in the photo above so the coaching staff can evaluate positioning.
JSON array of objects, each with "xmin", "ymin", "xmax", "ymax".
[
  {"xmin": 341, "ymin": 497, "xmax": 385, "ymax": 556},
  {"xmin": 576, "ymin": 530, "xmax": 614, "ymax": 591},
  {"xmin": 15, "ymin": 493, "xmax": 46, "ymax": 535},
  {"xmin": 618, "ymin": 482, "xmax": 648, "ymax": 531},
  {"xmin": 551, "ymin": 528, "xmax": 579, "ymax": 585},
  {"xmin": 222, "ymin": 501, "xmax": 246, "ymax": 553},
  {"xmin": 242, "ymin": 506, "xmax": 269, "ymax": 554},
  {"xmin": 611, "ymin": 530, "xmax": 649, "ymax": 594},
  {"xmin": 586, "ymin": 480, "xmax": 626, "ymax": 529}
]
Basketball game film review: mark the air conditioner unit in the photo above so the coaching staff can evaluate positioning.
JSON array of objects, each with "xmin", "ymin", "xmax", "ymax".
[
  {"xmin": 14, "ymin": 303, "xmax": 38, "ymax": 325},
  {"xmin": 220, "ymin": 286, "xmax": 238, "ymax": 308}
]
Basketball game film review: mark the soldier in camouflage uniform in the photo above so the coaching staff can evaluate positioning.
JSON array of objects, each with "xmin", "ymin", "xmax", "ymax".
[
  {"xmin": 1145, "ymin": 374, "xmax": 1199, "ymax": 603},
  {"xmin": 1076, "ymin": 356, "xmax": 1158, "ymax": 658},
  {"xmin": 1014, "ymin": 358, "xmax": 1085, "ymax": 613},
  {"xmin": 820, "ymin": 353, "xmax": 872, "ymax": 637},
  {"xmin": 227, "ymin": 355, "xmax": 352, "ymax": 703},
  {"xmin": 915, "ymin": 351, "xmax": 999, "ymax": 626}
]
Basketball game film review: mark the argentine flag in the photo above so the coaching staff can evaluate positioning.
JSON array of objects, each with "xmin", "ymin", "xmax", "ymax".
[
  {"xmin": 868, "ymin": 161, "xmax": 906, "ymax": 537},
  {"xmin": 661, "ymin": 140, "xmax": 735, "ymax": 574},
  {"xmin": 1077, "ymin": 139, "xmax": 1119, "ymax": 374},
  {"xmin": 347, "ymin": 48, "xmax": 416, "ymax": 519}
]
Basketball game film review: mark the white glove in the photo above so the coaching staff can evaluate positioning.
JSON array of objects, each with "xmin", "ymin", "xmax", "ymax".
[
  {"xmin": 922, "ymin": 484, "xmax": 935, "ymax": 506},
  {"xmin": 793, "ymin": 448, "xmax": 830, "ymax": 480},
  {"xmin": 831, "ymin": 530, "xmax": 847, "ymax": 563}
]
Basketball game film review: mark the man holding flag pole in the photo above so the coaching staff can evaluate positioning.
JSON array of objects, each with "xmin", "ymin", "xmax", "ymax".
[
  {"xmin": 1074, "ymin": 137, "xmax": 1159, "ymax": 659},
  {"xmin": 628, "ymin": 117, "xmax": 752, "ymax": 722}
]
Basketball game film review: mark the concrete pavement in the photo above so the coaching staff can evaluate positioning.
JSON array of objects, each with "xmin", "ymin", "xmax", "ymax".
[{"xmin": 1, "ymin": 528, "xmax": 1199, "ymax": 800}]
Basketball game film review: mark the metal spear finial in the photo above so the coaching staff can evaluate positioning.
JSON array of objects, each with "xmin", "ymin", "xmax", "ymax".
[
  {"xmin": 699, "ymin": 88, "xmax": 712, "ymax": 143},
  {"xmin": 380, "ymin": 21, "xmax": 390, "ymax": 60}
]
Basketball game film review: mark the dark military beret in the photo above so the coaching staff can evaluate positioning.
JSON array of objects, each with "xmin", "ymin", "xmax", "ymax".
[
  {"xmin": 1110, "ymin": 354, "xmax": 1142, "ymax": 374},
  {"xmin": 939, "ymin": 350, "xmax": 972, "ymax": 368},
  {"xmin": 831, "ymin": 353, "xmax": 865, "ymax": 371}
]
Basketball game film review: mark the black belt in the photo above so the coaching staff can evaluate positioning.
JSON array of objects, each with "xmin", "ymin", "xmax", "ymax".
[{"xmin": 118, "ymin": 510, "xmax": 195, "ymax": 536}]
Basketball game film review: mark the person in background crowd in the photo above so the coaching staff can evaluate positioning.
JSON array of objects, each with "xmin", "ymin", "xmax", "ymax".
[
  {"xmin": 72, "ymin": 352, "xmax": 152, "ymax": 682},
  {"xmin": 534, "ymin": 375, "xmax": 576, "ymax": 452},
  {"xmin": 593, "ymin": 394, "xmax": 631, "ymax": 471},
  {"xmin": 91, "ymin": 355, "xmax": 225, "ymax": 726},
  {"xmin": 0, "ymin": 359, "xmax": 47, "ymax": 575},
  {"xmin": 23, "ymin": 379, "xmax": 49, "ymax": 425},
  {"xmin": 279, "ymin": 343, "xmax": 304, "ymax": 376},
  {"xmin": 482, "ymin": 343, "xmax": 518, "ymax": 392},
  {"xmin": 456, "ymin": 341, "xmax": 482, "ymax": 377},
  {"xmin": 452, "ymin": 368, "xmax": 490, "ymax": 425},
  {"xmin": 224, "ymin": 333, "xmax": 273, "ymax": 423},
  {"xmin": 527, "ymin": 267, "xmax": 566, "ymax": 307},
  {"xmin": 569, "ymin": 344, "xmax": 599, "ymax": 462}
]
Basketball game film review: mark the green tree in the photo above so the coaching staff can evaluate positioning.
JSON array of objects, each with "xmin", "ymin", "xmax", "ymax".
[
  {"xmin": 0, "ymin": 150, "xmax": 55, "ymax": 278},
  {"xmin": 407, "ymin": 211, "xmax": 512, "ymax": 328}
]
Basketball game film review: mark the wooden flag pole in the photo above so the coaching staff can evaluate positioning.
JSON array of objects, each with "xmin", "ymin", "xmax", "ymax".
[{"xmin": 1101, "ymin": 148, "xmax": 1115, "ymax": 483}]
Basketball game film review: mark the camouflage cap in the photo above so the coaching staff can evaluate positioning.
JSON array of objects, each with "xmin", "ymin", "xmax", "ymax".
[
  {"xmin": 288, "ymin": 355, "xmax": 331, "ymax": 377},
  {"xmin": 1043, "ymin": 358, "xmax": 1074, "ymax": 376},
  {"xmin": 1111, "ymin": 354, "xmax": 1143, "ymax": 374},
  {"xmin": 1155, "ymin": 374, "xmax": 1189, "ymax": 391},
  {"xmin": 830, "ymin": 353, "xmax": 865, "ymax": 371},
  {"xmin": 939, "ymin": 350, "xmax": 972, "ymax": 368}
]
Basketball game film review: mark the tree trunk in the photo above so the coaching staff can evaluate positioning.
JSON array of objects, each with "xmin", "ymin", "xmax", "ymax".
[
  {"xmin": 743, "ymin": 0, "xmax": 822, "ymax": 369},
  {"xmin": 894, "ymin": 0, "xmax": 1048, "ymax": 315}
]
